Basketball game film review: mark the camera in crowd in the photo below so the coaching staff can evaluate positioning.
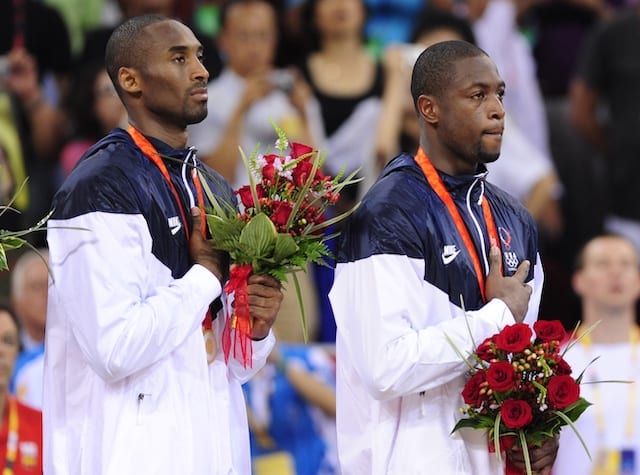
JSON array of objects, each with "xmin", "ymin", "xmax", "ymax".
[{"xmin": 269, "ymin": 70, "xmax": 295, "ymax": 94}]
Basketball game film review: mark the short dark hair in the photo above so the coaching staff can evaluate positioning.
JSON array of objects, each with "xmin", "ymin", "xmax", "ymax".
[
  {"xmin": 409, "ymin": 9, "xmax": 476, "ymax": 45},
  {"xmin": 410, "ymin": 40, "xmax": 486, "ymax": 107},
  {"xmin": 105, "ymin": 14, "xmax": 170, "ymax": 99}
]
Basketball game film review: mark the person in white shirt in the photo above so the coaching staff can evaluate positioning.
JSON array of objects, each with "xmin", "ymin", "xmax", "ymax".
[{"xmin": 553, "ymin": 235, "xmax": 640, "ymax": 475}]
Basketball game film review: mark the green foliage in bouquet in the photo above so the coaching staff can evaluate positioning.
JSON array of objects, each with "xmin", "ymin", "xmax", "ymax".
[{"xmin": 199, "ymin": 123, "xmax": 362, "ymax": 339}]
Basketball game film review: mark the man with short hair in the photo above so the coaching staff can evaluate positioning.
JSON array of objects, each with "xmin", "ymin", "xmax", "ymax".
[
  {"xmin": 44, "ymin": 14, "xmax": 283, "ymax": 474},
  {"xmin": 330, "ymin": 40, "xmax": 557, "ymax": 474},
  {"xmin": 553, "ymin": 234, "xmax": 640, "ymax": 475}
]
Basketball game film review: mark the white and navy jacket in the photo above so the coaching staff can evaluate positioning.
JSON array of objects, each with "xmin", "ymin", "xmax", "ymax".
[
  {"xmin": 329, "ymin": 153, "xmax": 543, "ymax": 474},
  {"xmin": 44, "ymin": 128, "xmax": 275, "ymax": 474}
]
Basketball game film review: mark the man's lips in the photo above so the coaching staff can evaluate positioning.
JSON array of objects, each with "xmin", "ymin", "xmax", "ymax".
[
  {"xmin": 484, "ymin": 128, "xmax": 504, "ymax": 137},
  {"xmin": 190, "ymin": 88, "xmax": 208, "ymax": 101}
]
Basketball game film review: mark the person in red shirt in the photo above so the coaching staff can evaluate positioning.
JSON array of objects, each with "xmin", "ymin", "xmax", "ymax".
[{"xmin": 0, "ymin": 300, "xmax": 42, "ymax": 474}]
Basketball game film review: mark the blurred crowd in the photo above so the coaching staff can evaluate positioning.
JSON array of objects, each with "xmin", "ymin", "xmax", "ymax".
[{"xmin": 0, "ymin": 0, "xmax": 639, "ymax": 473}]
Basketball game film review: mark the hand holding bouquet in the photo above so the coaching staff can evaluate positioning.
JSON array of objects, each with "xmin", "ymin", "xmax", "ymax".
[
  {"xmin": 450, "ymin": 320, "xmax": 592, "ymax": 475},
  {"xmin": 201, "ymin": 125, "xmax": 360, "ymax": 366}
]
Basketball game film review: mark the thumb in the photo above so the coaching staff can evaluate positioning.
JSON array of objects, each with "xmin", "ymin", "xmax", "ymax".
[{"xmin": 487, "ymin": 246, "xmax": 502, "ymax": 276}]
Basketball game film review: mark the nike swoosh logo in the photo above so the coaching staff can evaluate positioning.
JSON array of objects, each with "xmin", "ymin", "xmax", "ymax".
[
  {"xmin": 170, "ymin": 224, "xmax": 182, "ymax": 235},
  {"xmin": 442, "ymin": 249, "xmax": 461, "ymax": 265}
]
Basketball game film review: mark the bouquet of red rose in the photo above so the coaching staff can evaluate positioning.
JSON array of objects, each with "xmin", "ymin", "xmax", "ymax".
[
  {"xmin": 200, "ymin": 124, "xmax": 360, "ymax": 367},
  {"xmin": 450, "ymin": 320, "xmax": 592, "ymax": 475}
]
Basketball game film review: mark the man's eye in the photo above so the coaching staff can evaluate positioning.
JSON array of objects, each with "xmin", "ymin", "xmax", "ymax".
[{"xmin": 174, "ymin": 56, "xmax": 185, "ymax": 63}]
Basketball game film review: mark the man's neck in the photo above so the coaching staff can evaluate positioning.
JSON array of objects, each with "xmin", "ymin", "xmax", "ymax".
[
  {"xmin": 128, "ymin": 119, "xmax": 188, "ymax": 150},
  {"xmin": 581, "ymin": 305, "xmax": 637, "ymax": 343}
]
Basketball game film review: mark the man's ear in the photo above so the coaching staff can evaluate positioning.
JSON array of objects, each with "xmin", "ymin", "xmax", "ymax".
[
  {"xmin": 417, "ymin": 94, "xmax": 438, "ymax": 126},
  {"xmin": 118, "ymin": 66, "xmax": 142, "ymax": 95}
]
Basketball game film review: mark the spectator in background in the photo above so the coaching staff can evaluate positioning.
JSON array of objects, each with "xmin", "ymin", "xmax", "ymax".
[
  {"xmin": 189, "ymin": 0, "xmax": 322, "ymax": 186},
  {"xmin": 77, "ymin": 0, "xmax": 223, "ymax": 80},
  {"xmin": 553, "ymin": 234, "xmax": 640, "ymax": 475},
  {"xmin": 299, "ymin": 0, "xmax": 384, "ymax": 202},
  {"xmin": 0, "ymin": 299, "xmax": 43, "ymax": 473},
  {"xmin": 569, "ymin": 5, "xmax": 640, "ymax": 252},
  {"xmin": 0, "ymin": 0, "xmax": 71, "ymax": 237},
  {"xmin": 298, "ymin": 0, "xmax": 386, "ymax": 342},
  {"xmin": 189, "ymin": 0, "xmax": 322, "ymax": 342},
  {"xmin": 9, "ymin": 249, "xmax": 48, "ymax": 410},
  {"xmin": 244, "ymin": 343, "xmax": 339, "ymax": 475},
  {"xmin": 58, "ymin": 61, "xmax": 127, "ymax": 180}
]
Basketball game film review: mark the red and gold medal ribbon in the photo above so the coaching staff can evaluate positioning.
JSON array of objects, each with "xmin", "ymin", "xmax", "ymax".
[
  {"xmin": 222, "ymin": 263, "xmax": 254, "ymax": 367},
  {"xmin": 414, "ymin": 147, "xmax": 501, "ymax": 301},
  {"xmin": 3, "ymin": 396, "xmax": 19, "ymax": 475},
  {"xmin": 127, "ymin": 125, "xmax": 192, "ymax": 240},
  {"xmin": 127, "ymin": 126, "xmax": 214, "ymax": 330}
]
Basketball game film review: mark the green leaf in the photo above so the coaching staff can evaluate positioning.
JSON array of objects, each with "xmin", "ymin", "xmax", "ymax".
[
  {"xmin": 207, "ymin": 214, "xmax": 245, "ymax": 251},
  {"xmin": 292, "ymin": 272, "xmax": 308, "ymax": 343},
  {"xmin": 239, "ymin": 213, "xmax": 277, "ymax": 258},
  {"xmin": 0, "ymin": 235, "xmax": 27, "ymax": 250},
  {"xmin": 519, "ymin": 430, "xmax": 533, "ymax": 475},
  {"xmin": 273, "ymin": 232, "xmax": 299, "ymax": 261},
  {"xmin": 0, "ymin": 245, "xmax": 7, "ymax": 272}
]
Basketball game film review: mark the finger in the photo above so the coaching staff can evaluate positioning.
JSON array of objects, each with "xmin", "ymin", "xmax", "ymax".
[
  {"xmin": 191, "ymin": 207, "xmax": 202, "ymax": 235},
  {"xmin": 487, "ymin": 246, "xmax": 502, "ymax": 276},
  {"xmin": 248, "ymin": 274, "xmax": 281, "ymax": 289},
  {"xmin": 512, "ymin": 259, "xmax": 531, "ymax": 283}
]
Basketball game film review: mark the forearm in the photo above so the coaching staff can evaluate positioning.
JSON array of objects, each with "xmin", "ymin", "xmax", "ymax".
[
  {"xmin": 48, "ymin": 212, "xmax": 221, "ymax": 382},
  {"xmin": 331, "ymin": 254, "xmax": 519, "ymax": 400},
  {"xmin": 23, "ymin": 94, "xmax": 65, "ymax": 158},
  {"xmin": 281, "ymin": 362, "xmax": 336, "ymax": 417}
]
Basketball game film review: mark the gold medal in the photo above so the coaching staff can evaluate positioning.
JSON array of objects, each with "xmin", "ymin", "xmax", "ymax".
[{"xmin": 203, "ymin": 328, "xmax": 217, "ymax": 364}]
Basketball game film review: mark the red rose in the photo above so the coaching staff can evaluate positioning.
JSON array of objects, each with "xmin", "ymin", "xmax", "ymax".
[
  {"xmin": 292, "ymin": 159, "xmax": 313, "ymax": 187},
  {"xmin": 552, "ymin": 355, "xmax": 572, "ymax": 375},
  {"xmin": 534, "ymin": 320, "xmax": 566, "ymax": 343},
  {"xmin": 476, "ymin": 336, "xmax": 496, "ymax": 362},
  {"xmin": 271, "ymin": 201, "xmax": 293, "ymax": 227},
  {"xmin": 500, "ymin": 399, "xmax": 533, "ymax": 429},
  {"xmin": 237, "ymin": 185, "xmax": 255, "ymax": 208},
  {"xmin": 290, "ymin": 142, "xmax": 314, "ymax": 159},
  {"xmin": 486, "ymin": 361, "xmax": 517, "ymax": 392},
  {"xmin": 495, "ymin": 323, "xmax": 533, "ymax": 353},
  {"xmin": 547, "ymin": 375, "xmax": 580, "ymax": 409},
  {"xmin": 462, "ymin": 371, "xmax": 486, "ymax": 406},
  {"xmin": 263, "ymin": 153, "xmax": 279, "ymax": 165},
  {"xmin": 262, "ymin": 163, "xmax": 276, "ymax": 184}
]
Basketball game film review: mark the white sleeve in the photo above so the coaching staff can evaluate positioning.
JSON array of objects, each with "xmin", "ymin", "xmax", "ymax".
[
  {"xmin": 47, "ymin": 211, "xmax": 222, "ymax": 383},
  {"xmin": 330, "ymin": 252, "xmax": 543, "ymax": 401}
]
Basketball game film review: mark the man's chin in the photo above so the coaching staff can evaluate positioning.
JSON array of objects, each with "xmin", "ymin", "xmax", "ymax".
[
  {"xmin": 479, "ymin": 151, "xmax": 501, "ymax": 164},
  {"xmin": 187, "ymin": 107, "xmax": 208, "ymax": 125}
]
